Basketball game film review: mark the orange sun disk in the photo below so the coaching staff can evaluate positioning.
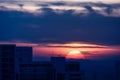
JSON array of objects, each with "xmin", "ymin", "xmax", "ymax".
[{"xmin": 66, "ymin": 50, "xmax": 84, "ymax": 59}]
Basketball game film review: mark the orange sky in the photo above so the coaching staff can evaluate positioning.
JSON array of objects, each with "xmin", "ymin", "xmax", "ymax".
[
  {"xmin": 33, "ymin": 42, "xmax": 120, "ymax": 59},
  {"xmin": 0, "ymin": 42, "xmax": 120, "ymax": 59}
]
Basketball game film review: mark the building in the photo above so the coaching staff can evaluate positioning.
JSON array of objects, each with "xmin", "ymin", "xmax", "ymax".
[
  {"xmin": 65, "ymin": 61, "xmax": 81, "ymax": 80},
  {"xmin": 0, "ymin": 44, "xmax": 81, "ymax": 80},
  {"xmin": 0, "ymin": 44, "xmax": 33, "ymax": 80},
  {"xmin": 51, "ymin": 57, "xmax": 81, "ymax": 80},
  {"xmin": 115, "ymin": 61, "xmax": 120, "ymax": 80},
  {"xmin": 20, "ymin": 62, "xmax": 55, "ymax": 80},
  {"xmin": 16, "ymin": 47, "xmax": 32, "ymax": 64},
  {"xmin": 16, "ymin": 46, "xmax": 33, "ymax": 80},
  {"xmin": 19, "ymin": 57, "xmax": 81, "ymax": 80},
  {"xmin": 0, "ymin": 45, "xmax": 16, "ymax": 80}
]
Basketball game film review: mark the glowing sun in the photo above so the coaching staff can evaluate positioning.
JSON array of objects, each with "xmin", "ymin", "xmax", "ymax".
[
  {"xmin": 66, "ymin": 50, "xmax": 84, "ymax": 59},
  {"xmin": 69, "ymin": 50, "xmax": 81, "ymax": 55}
]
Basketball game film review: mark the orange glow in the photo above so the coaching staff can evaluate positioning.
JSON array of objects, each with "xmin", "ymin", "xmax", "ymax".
[
  {"xmin": 33, "ymin": 42, "xmax": 120, "ymax": 59},
  {"xmin": 40, "ymin": 42, "xmax": 108, "ymax": 48},
  {"xmin": 66, "ymin": 50, "xmax": 84, "ymax": 59},
  {"xmin": 69, "ymin": 50, "xmax": 81, "ymax": 55},
  {"xmin": 1, "ymin": 42, "xmax": 120, "ymax": 59}
]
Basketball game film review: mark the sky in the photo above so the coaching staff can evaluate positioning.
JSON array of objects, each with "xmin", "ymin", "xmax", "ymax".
[{"xmin": 0, "ymin": 0, "xmax": 120, "ymax": 60}]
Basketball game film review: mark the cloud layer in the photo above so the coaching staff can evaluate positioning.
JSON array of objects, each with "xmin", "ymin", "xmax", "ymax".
[
  {"xmin": 0, "ymin": 1, "xmax": 120, "ymax": 60},
  {"xmin": 0, "ymin": 0, "xmax": 120, "ymax": 3},
  {"xmin": 0, "ymin": 1, "xmax": 120, "ymax": 46},
  {"xmin": 0, "ymin": 1, "xmax": 120, "ymax": 17},
  {"xmin": 0, "ymin": 9, "xmax": 120, "ymax": 45}
]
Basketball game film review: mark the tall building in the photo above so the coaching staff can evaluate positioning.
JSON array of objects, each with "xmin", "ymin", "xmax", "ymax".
[
  {"xmin": 19, "ymin": 57, "xmax": 81, "ymax": 80},
  {"xmin": 0, "ymin": 45, "xmax": 33, "ymax": 80},
  {"xmin": 15, "ymin": 46, "xmax": 33, "ymax": 80},
  {"xmin": 20, "ymin": 62, "xmax": 55, "ymax": 80},
  {"xmin": 115, "ymin": 61, "xmax": 120, "ymax": 80},
  {"xmin": 65, "ymin": 62, "xmax": 81, "ymax": 80},
  {"xmin": 16, "ymin": 47, "xmax": 32, "ymax": 64},
  {"xmin": 0, "ymin": 45, "xmax": 16, "ymax": 80},
  {"xmin": 51, "ymin": 57, "xmax": 81, "ymax": 80}
]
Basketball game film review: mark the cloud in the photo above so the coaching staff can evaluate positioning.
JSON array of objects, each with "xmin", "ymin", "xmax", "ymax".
[
  {"xmin": 0, "ymin": 1, "xmax": 120, "ymax": 60},
  {"xmin": 0, "ymin": 1, "xmax": 120, "ymax": 46},
  {"xmin": 0, "ymin": 1, "xmax": 120, "ymax": 17},
  {"xmin": 1, "ymin": 41, "xmax": 119, "ymax": 60},
  {"xmin": 0, "ymin": 0, "xmax": 120, "ymax": 3},
  {"xmin": 0, "ymin": 8, "xmax": 120, "ymax": 45},
  {"xmin": 0, "ymin": 41, "xmax": 107, "ymax": 48},
  {"xmin": 37, "ymin": 42, "xmax": 108, "ymax": 48}
]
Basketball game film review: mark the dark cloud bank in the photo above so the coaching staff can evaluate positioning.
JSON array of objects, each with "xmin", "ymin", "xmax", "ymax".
[{"xmin": 0, "ymin": 4, "xmax": 120, "ymax": 46}]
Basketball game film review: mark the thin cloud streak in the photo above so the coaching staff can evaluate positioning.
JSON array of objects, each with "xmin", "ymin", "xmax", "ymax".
[
  {"xmin": 0, "ymin": 41, "xmax": 108, "ymax": 48},
  {"xmin": 37, "ymin": 42, "xmax": 108, "ymax": 48}
]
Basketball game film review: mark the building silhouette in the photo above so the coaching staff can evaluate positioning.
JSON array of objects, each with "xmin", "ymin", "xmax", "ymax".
[
  {"xmin": 0, "ymin": 45, "xmax": 16, "ymax": 80},
  {"xmin": 0, "ymin": 44, "xmax": 81, "ymax": 80},
  {"xmin": 51, "ymin": 57, "xmax": 81, "ymax": 80},
  {"xmin": 16, "ymin": 47, "xmax": 32, "ymax": 64},
  {"xmin": 19, "ymin": 57, "xmax": 81, "ymax": 80},
  {"xmin": 16, "ymin": 46, "xmax": 33, "ymax": 80},
  {"xmin": 115, "ymin": 61, "xmax": 120, "ymax": 80},
  {"xmin": 20, "ymin": 62, "xmax": 55, "ymax": 80}
]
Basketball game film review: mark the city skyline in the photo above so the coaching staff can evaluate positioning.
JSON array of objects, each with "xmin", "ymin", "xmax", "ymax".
[
  {"xmin": 0, "ymin": 44, "xmax": 119, "ymax": 80},
  {"xmin": 0, "ymin": 44, "xmax": 82, "ymax": 80}
]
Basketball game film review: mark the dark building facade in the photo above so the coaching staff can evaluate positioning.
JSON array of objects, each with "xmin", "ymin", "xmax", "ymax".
[
  {"xmin": 115, "ymin": 61, "xmax": 120, "ymax": 80},
  {"xmin": 51, "ymin": 57, "xmax": 81, "ymax": 80},
  {"xmin": 16, "ymin": 47, "xmax": 32, "ymax": 64},
  {"xmin": 16, "ymin": 46, "xmax": 33, "ymax": 80},
  {"xmin": 19, "ymin": 57, "xmax": 81, "ymax": 80},
  {"xmin": 0, "ymin": 44, "xmax": 33, "ymax": 80},
  {"xmin": 20, "ymin": 62, "xmax": 55, "ymax": 80},
  {"xmin": 0, "ymin": 45, "xmax": 16, "ymax": 80}
]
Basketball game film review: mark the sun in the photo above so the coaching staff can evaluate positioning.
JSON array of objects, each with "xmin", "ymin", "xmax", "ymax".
[
  {"xmin": 66, "ymin": 50, "xmax": 84, "ymax": 59},
  {"xmin": 69, "ymin": 50, "xmax": 81, "ymax": 55}
]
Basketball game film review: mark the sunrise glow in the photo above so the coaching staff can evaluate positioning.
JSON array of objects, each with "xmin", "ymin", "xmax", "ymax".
[
  {"xmin": 69, "ymin": 50, "xmax": 81, "ymax": 55},
  {"xmin": 32, "ymin": 42, "xmax": 120, "ymax": 59},
  {"xmin": 0, "ymin": 42, "xmax": 117, "ymax": 59},
  {"xmin": 66, "ymin": 50, "xmax": 84, "ymax": 59}
]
